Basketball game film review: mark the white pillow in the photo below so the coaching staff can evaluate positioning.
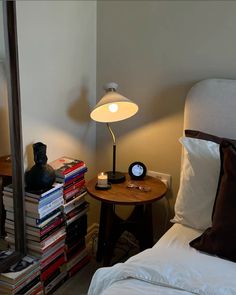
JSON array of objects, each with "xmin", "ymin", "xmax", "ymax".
[{"xmin": 171, "ymin": 137, "xmax": 220, "ymax": 230}]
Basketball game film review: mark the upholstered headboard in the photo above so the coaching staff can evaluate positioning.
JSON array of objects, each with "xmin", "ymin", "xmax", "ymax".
[{"xmin": 184, "ymin": 79, "xmax": 236, "ymax": 138}]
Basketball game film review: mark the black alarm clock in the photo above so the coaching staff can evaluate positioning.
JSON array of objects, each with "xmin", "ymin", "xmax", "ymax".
[{"xmin": 128, "ymin": 162, "xmax": 147, "ymax": 180}]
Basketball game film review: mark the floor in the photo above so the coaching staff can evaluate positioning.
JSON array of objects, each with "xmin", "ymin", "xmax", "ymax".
[
  {"xmin": 54, "ymin": 231, "xmax": 140, "ymax": 295},
  {"xmin": 54, "ymin": 258, "xmax": 101, "ymax": 295}
]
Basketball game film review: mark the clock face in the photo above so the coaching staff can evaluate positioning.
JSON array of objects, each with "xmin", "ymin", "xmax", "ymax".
[
  {"xmin": 132, "ymin": 164, "xmax": 144, "ymax": 176},
  {"xmin": 128, "ymin": 161, "xmax": 147, "ymax": 179}
]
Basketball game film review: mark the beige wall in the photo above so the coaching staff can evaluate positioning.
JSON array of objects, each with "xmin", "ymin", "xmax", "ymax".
[
  {"xmin": 13, "ymin": 1, "xmax": 236, "ymax": 231},
  {"xmin": 16, "ymin": 1, "xmax": 99, "ymax": 225},
  {"xmin": 97, "ymin": 1, "xmax": 236, "ymax": 232}
]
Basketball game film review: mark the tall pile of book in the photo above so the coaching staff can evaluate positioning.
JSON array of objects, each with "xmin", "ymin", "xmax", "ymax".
[
  {"xmin": 50, "ymin": 157, "xmax": 90, "ymax": 278},
  {"xmin": 0, "ymin": 252, "xmax": 43, "ymax": 295},
  {"xmin": 3, "ymin": 183, "xmax": 67, "ymax": 294}
]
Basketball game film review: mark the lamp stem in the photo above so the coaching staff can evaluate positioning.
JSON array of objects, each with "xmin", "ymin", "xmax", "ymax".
[
  {"xmin": 106, "ymin": 123, "xmax": 116, "ymax": 175},
  {"xmin": 112, "ymin": 144, "xmax": 116, "ymax": 175},
  {"xmin": 106, "ymin": 123, "xmax": 116, "ymax": 145}
]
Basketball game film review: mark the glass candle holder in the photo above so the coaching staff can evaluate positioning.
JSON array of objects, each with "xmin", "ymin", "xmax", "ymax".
[{"xmin": 97, "ymin": 172, "xmax": 108, "ymax": 188}]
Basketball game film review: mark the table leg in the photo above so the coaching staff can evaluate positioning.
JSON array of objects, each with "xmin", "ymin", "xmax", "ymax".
[
  {"xmin": 141, "ymin": 203, "xmax": 153, "ymax": 250},
  {"xmin": 125, "ymin": 204, "xmax": 153, "ymax": 250},
  {"xmin": 96, "ymin": 202, "xmax": 108, "ymax": 262},
  {"xmin": 96, "ymin": 202, "xmax": 154, "ymax": 266},
  {"xmin": 96, "ymin": 202, "xmax": 124, "ymax": 265}
]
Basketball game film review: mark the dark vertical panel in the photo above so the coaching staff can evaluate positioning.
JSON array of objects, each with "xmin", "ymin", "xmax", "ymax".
[{"xmin": 3, "ymin": 1, "xmax": 26, "ymax": 254}]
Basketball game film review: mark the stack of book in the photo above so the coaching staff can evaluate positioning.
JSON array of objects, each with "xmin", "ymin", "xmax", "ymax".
[
  {"xmin": 3, "ymin": 183, "xmax": 67, "ymax": 294},
  {"xmin": 0, "ymin": 253, "xmax": 43, "ymax": 295},
  {"xmin": 50, "ymin": 157, "xmax": 90, "ymax": 277}
]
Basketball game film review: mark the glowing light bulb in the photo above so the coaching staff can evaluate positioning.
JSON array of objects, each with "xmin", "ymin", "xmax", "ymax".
[{"xmin": 108, "ymin": 103, "xmax": 118, "ymax": 113}]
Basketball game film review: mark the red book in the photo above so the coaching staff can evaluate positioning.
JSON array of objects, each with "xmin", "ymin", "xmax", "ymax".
[
  {"xmin": 41, "ymin": 254, "xmax": 65, "ymax": 281},
  {"xmin": 62, "ymin": 172, "xmax": 86, "ymax": 187},
  {"xmin": 39, "ymin": 215, "xmax": 64, "ymax": 238},
  {"xmin": 40, "ymin": 245, "xmax": 65, "ymax": 270},
  {"xmin": 30, "ymin": 283, "xmax": 44, "ymax": 295},
  {"xmin": 68, "ymin": 255, "xmax": 90, "ymax": 277},
  {"xmin": 50, "ymin": 157, "xmax": 85, "ymax": 176},
  {"xmin": 63, "ymin": 178, "xmax": 85, "ymax": 195}
]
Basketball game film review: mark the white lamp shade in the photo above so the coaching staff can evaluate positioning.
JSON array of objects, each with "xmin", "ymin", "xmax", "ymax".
[{"xmin": 90, "ymin": 91, "xmax": 138, "ymax": 123}]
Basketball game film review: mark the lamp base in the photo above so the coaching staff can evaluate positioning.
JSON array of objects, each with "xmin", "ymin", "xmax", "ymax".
[{"xmin": 107, "ymin": 171, "xmax": 126, "ymax": 184}]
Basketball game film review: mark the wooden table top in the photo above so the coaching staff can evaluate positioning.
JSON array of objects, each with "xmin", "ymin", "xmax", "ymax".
[
  {"xmin": 0, "ymin": 155, "xmax": 12, "ymax": 177},
  {"xmin": 87, "ymin": 173, "xmax": 167, "ymax": 205}
]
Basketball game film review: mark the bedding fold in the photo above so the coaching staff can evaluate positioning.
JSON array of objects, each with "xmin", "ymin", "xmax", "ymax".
[{"xmin": 88, "ymin": 224, "xmax": 236, "ymax": 295}]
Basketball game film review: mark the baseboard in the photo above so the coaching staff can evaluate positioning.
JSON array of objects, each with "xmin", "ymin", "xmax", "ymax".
[
  {"xmin": 86, "ymin": 222, "xmax": 99, "ymax": 245},
  {"xmin": 86, "ymin": 223, "xmax": 99, "ymax": 257}
]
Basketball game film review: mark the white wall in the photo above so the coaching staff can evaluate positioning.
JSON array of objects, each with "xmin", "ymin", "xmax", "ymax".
[
  {"xmin": 16, "ymin": 1, "xmax": 99, "ymax": 225},
  {"xmin": 97, "ymin": 1, "xmax": 236, "ymax": 230}
]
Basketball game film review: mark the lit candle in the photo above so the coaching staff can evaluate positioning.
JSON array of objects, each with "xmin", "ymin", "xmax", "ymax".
[{"xmin": 97, "ymin": 172, "xmax": 108, "ymax": 188}]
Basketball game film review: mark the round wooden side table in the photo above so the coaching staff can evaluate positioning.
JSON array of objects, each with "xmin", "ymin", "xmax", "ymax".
[{"xmin": 87, "ymin": 173, "xmax": 167, "ymax": 266}]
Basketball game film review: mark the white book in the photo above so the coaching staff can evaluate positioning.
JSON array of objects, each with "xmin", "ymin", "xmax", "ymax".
[
  {"xmin": 66, "ymin": 248, "xmax": 88, "ymax": 271},
  {"xmin": 66, "ymin": 207, "xmax": 89, "ymax": 226},
  {"xmin": 63, "ymin": 192, "xmax": 87, "ymax": 214},
  {"xmin": 26, "ymin": 198, "xmax": 64, "ymax": 219}
]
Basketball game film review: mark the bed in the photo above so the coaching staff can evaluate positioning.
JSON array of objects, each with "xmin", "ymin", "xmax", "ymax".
[{"xmin": 88, "ymin": 78, "xmax": 236, "ymax": 295}]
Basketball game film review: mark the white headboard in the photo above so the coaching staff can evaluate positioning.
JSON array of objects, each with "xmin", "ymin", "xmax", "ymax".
[{"xmin": 184, "ymin": 79, "xmax": 236, "ymax": 138}]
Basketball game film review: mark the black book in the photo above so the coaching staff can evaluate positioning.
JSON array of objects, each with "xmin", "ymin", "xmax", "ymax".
[
  {"xmin": 16, "ymin": 275, "xmax": 40, "ymax": 294},
  {"xmin": 66, "ymin": 238, "xmax": 86, "ymax": 261},
  {"xmin": 66, "ymin": 214, "xmax": 87, "ymax": 234}
]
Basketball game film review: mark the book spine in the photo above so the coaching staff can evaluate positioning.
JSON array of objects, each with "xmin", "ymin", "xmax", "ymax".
[
  {"xmin": 25, "ymin": 282, "xmax": 44, "ymax": 295},
  {"xmin": 27, "ymin": 234, "xmax": 65, "ymax": 253},
  {"xmin": 27, "ymin": 199, "xmax": 63, "ymax": 220},
  {"xmin": 63, "ymin": 192, "xmax": 86, "ymax": 214},
  {"xmin": 65, "ymin": 240, "xmax": 85, "ymax": 261},
  {"xmin": 66, "ymin": 207, "xmax": 88, "ymax": 226},
  {"xmin": 55, "ymin": 167, "xmax": 87, "ymax": 183},
  {"xmin": 37, "ymin": 210, "xmax": 61, "ymax": 227},
  {"xmin": 40, "ymin": 216, "xmax": 64, "ymax": 237},
  {"xmin": 40, "ymin": 240, "xmax": 65, "ymax": 261},
  {"xmin": 44, "ymin": 271, "xmax": 67, "ymax": 294},
  {"xmin": 66, "ymin": 248, "xmax": 88, "ymax": 271},
  {"xmin": 40, "ymin": 228, "xmax": 65, "ymax": 249},
  {"xmin": 25, "ymin": 196, "xmax": 63, "ymax": 215},
  {"xmin": 43, "ymin": 233, "xmax": 66, "ymax": 252},
  {"xmin": 25, "ymin": 183, "xmax": 63, "ymax": 199},
  {"xmin": 64, "ymin": 186, "xmax": 86, "ymax": 202},
  {"xmin": 37, "ymin": 183, "xmax": 63, "ymax": 198},
  {"xmin": 64, "ymin": 167, "xmax": 87, "ymax": 182},
  {"xmin": 13, "ymin": 271, "xmax": 40, "ymax": 294},
  {"xmin": 62, "ymin": 174, "xmax": 84, "ymax": 187},
  {"xmin": 15, "ymin": 275, "xmax": 40, "ymax": 294},
  {"xmin": 63, "ymin": 175, "xmax": 84, "ymax": 189},
  {"xmin": 63, "ymin": 179, "xmax": 85, "ymax": 195},
  {"xmin": 68, "ymin": 255, "xmax": 90, "ymax": 278},
  {"xmin": 41, "ymin": 255, "xmax": 65, "ymax": 281},
  {"xmin": 28, "ymin": 228, "xmax": 65, "ymax": 249},
  {"xmin": 61, "ymin": 161, "xmax": 85, "ymax": 176},
  {"xmin": 38, "ymin": 196, "xmax": 64, "ymax": 214},
  {"xmin": 38, "ymin": 189, "xmax": 63, "ymax": 208},
  {"xmin": 40, "ymin": 246, "xmax": 65, "ymax": 269}
]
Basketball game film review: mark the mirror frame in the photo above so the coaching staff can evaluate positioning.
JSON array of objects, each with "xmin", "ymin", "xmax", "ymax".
[{"xmin": 0, "ymin": 0, "xmax": 26, "ymax": 271}]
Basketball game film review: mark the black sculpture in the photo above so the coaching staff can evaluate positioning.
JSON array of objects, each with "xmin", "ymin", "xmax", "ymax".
[{"xmin": 25, "ymin": 142, "xmax": 55, "ymax": 192}]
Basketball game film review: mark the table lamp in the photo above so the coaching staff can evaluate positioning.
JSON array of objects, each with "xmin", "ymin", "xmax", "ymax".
[{"xmin": 90, "ymin": 82, "xmax": 139, "ymax": 183}]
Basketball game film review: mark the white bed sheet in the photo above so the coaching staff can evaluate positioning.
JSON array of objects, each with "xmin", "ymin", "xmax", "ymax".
[{"xmin": 88, "ymin": 224, "xmax": 236, "ymax": 295}]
